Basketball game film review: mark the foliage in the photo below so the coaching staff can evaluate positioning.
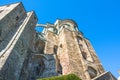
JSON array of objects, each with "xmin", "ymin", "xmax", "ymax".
[{"xmin": 37, "ymin": 74, "xmax": 81, "ymax": 80}]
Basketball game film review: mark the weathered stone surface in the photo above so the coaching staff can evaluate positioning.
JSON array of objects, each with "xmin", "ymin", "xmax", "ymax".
[
  {"xmin": 19, "ymin": 54, "xmax": 58, "ymax": 80},
  {"xmin": 0, "ymin": 3, "xmax": 37, "ymax": 80},
  {"xmin": 0, "ymin": 2, "xmax": 116, "ymax": 80},
  {"xmin": 42, "ymin": 19, "xmax": 106, "ymax": 80},
  {"xmin": 38, "ymin": 54, "xmax": 58, "ymax": 78},
  {"xmin": 34, "ymin": 39, "xmax": 45, "ymax": 53},
  {"xmin": 44, "ymin": 31, "xmax": 58, "ymax": 54},
  {"xmin": 0, "ymin": 3, "xmax": 26, "ymax": 41}
]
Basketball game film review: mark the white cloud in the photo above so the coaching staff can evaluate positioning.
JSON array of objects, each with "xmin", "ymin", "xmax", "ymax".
[{"xmin": 118, "ymin": 76, "xmax": 120, "ymax": 80}]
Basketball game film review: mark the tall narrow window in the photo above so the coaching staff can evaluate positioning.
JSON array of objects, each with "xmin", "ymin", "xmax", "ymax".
[
  {"xmin": 57, "ymin": 62, "xmax": 62, "ymax": 75},
  {"xmin": 55, "ymin": 58, "xmax": 62, "ymax": 75},
  {"xmin": 34, "ymin": 64, "xmax": 41, "ymax": 76},
  {"xmin": 54, "ymin": 45, "xmax": 58, "ymax": 54}
]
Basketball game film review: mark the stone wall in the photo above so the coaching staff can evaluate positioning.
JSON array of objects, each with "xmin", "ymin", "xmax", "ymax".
[
  {"xmin": 19, "ymin": 54, "xmax": 58, "ymax": 80},
  {"xmin": 0, "ymin": 3, "xmax": 37, "ymax": 79},
  {"xmin": 0, "ymin": 3, "xmax": 26, "ymax": 42},
  {"xmin": 58, "ymin": 28, "xmax": 89, "ymax": 80},
  {"xmin": 43, "ymin": 19, "xmax": 106, "ymax": 80},
  {"xmin": 44, "ymin": 31, "xmax": 58, "ymax": 54}
]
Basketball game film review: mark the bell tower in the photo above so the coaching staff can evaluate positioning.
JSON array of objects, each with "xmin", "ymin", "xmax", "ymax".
[{"xmin": 37, "ymin": 19, "xmax": 105, "ymax": 80}]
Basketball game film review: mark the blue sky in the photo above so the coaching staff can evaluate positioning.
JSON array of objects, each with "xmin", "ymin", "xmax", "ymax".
[{"xmin": 0, "ymin": 0, "xmax": 120, "ymax": 78}]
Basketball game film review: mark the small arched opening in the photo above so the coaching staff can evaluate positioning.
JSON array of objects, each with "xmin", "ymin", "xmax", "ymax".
[{"xmin": 88, "ymin": 66, "xmax": 97, "ymax": 79}]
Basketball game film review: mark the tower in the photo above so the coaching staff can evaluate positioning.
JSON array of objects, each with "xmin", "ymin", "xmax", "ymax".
[
  {"xmin": 0, "ymin": 2, "xmax": 37, "ymax": 80},
  {"xmin": 38, "ymin": 19, "xmax": 105, "ymax": 80}
]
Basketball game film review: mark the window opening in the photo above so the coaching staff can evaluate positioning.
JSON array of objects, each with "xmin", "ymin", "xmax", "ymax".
[
  {"xmin": 54, "ymin": 45, "xmax": 58, "ymax": 54},
  {"xmin": 60, "ymin": 44, "xmax": 62, "ymax": 48},
  {"xmin": 16, "ymin": 16, "xmax": 19, "ymax": 21},
  {"xmin": 88, "ymin": 66, "xmax": 97, "ymax": 79}
]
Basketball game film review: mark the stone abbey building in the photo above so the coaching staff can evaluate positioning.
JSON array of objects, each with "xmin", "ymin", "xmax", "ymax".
[{"xmin": 0, "ymin": 2, "xmax": 116, "ymax": 80}]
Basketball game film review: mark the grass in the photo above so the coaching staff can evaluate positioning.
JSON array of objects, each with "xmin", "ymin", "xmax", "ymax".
[{"xmin": 37, "ymin": 74, "xmax": 81, "ymax": 80}]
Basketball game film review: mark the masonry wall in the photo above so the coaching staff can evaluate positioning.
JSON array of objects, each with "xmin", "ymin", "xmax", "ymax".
[
  {"xmin": 0, "ymin": 3, "xmax": 26, "ymax": 41},
  {"xmin": 57, "ymin": 28, "xmax": 89, "ymax": 80},
  {"xmin": 43, "ymin": 19, "xmax": 105, "ymax": 80},
  {"xmin": 84, "ymin": 39, "xmax": 105, "ymax": 74},
  {"xmin": 44, "ymin": 31, "xmax": 58, "ymax": 54},
  {"xmin": 0, "ymin": 3, "xmax": 37, "ymax": 80}
]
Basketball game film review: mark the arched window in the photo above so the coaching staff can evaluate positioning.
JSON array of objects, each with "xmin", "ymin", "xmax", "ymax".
[{"xmin": 88, "ymin": 66, "xmax": 97, "ymax": 79}]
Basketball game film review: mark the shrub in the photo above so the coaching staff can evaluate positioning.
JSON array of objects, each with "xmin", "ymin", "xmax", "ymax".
[{"xmin": 37, "ymin": 74, "xmax": 81, "ymax": 80}]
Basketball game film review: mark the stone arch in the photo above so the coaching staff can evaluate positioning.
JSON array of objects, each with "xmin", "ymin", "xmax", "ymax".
[
  {"xmin": 87, "ymin": 66, "xmax": 97, "ymax": 79},
  {"xmin": 31, "ymin": 54, "xmax": 45, "ymax": 76}
]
